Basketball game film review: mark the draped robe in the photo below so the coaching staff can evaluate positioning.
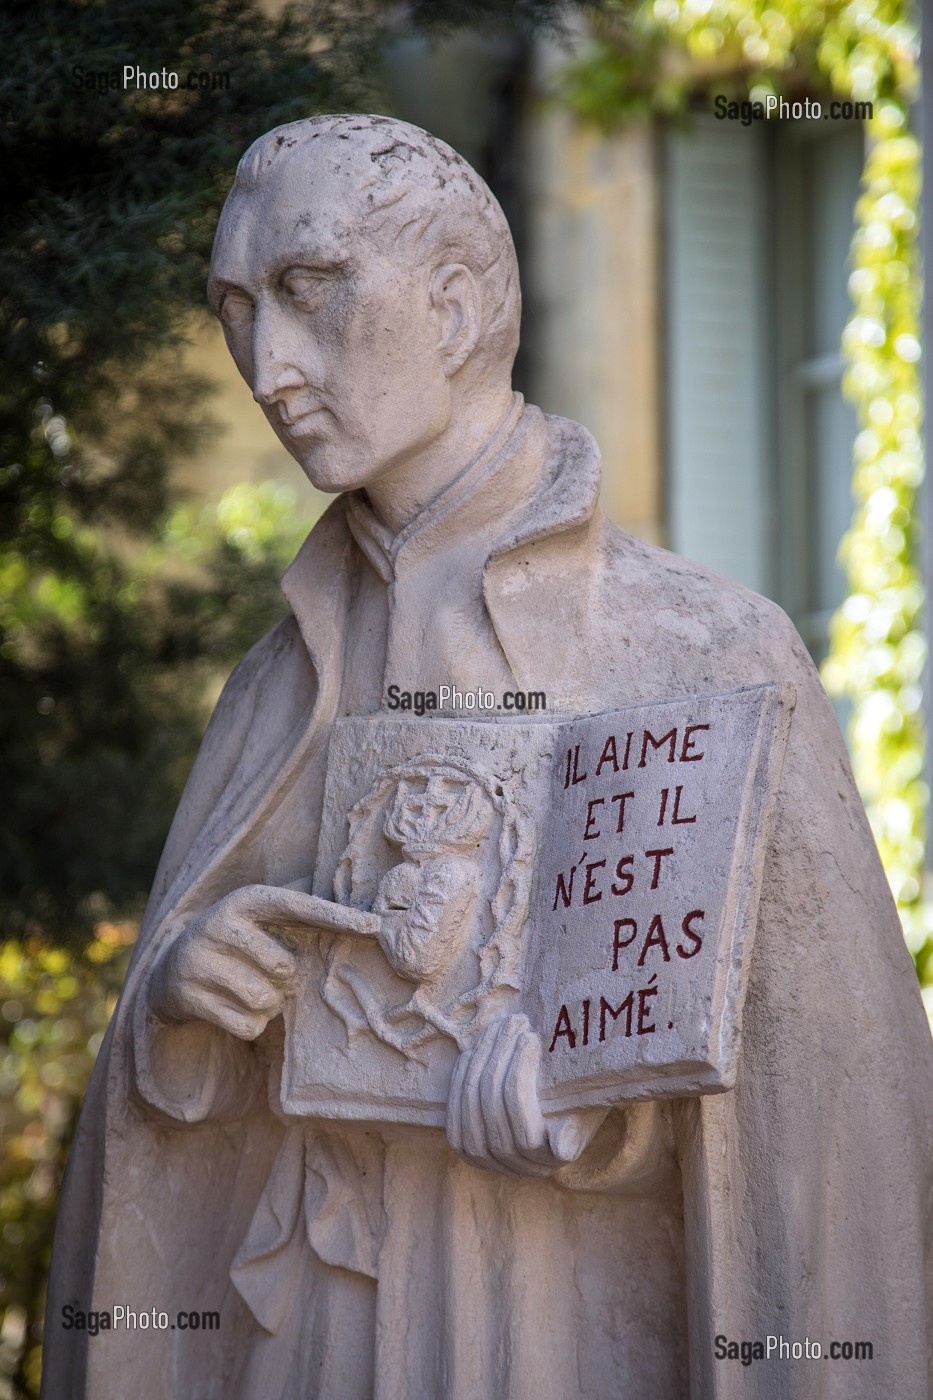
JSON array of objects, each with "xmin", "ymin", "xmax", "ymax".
[{"xmin": 43, "ymin": 403, "xmax": 933, "ymax": 1400}]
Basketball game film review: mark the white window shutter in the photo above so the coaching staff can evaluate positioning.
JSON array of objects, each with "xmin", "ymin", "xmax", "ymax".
[{"xmin": 665, "ymin": 116, "xmax": 771, "ymax": 595}]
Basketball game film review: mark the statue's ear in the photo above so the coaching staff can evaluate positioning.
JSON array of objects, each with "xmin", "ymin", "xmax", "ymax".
[{"xmin": 430, "ymin": 263, "xmax": 481, "ymax": 376}]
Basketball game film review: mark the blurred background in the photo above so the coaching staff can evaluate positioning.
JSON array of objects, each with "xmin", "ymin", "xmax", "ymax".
[{"xmin": 0, "ymin": 0, "xmax": 925, "ymax": 1392}]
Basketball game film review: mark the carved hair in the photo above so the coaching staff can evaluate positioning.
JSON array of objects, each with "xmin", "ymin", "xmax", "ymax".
[{"xmin": 231, "ymin": 114, "xmax": 521, "ymax": 373}]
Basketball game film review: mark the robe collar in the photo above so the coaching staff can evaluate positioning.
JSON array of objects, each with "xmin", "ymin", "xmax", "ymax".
[
  {"xmin": 343, "ymin": 392, "xmax": 529, "ymax": 585},
  {"xmin": 281, "ymin": 404, "xmax": 603, "ymax": 688}
]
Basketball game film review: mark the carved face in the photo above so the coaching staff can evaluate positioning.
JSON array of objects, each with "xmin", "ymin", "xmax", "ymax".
[
  {"xmin": 385, "ymin": 770, "xmax": 494, "ymax": 857},
  {"xmin": 208, "ymin": 160, "xmax": 454, "ymax": 493}
]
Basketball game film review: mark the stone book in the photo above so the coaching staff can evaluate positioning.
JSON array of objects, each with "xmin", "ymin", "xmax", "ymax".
[{"xmin": 279, "ymin": 683, "xmax": 795, "ymax": 1127}]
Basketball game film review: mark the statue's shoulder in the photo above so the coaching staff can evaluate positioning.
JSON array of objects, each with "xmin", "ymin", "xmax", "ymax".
[
  {"xmin": 170, "ymin": 500, "xmax": 346, "ymax": 821},
  {"xmin": 148, "ymin": 613, "xmax": 310, "ymax": 887},
  {"xmin": 596, "ymin": 518, "xmax": 816, "ymax": 684},
  {"xmin": 603, "ymin": 519, "xmax": 798, "ymax": 633},
  {"xmin": 536, "ymin": 413, "xmax": 803, "ymax": 664},
  {"xmin": 217, "ymin": 494, "xmax": 350, "ymax": 722},
  {"xmin": 202, "ymin": 613, "xmax": 309, "ymax": 747}
]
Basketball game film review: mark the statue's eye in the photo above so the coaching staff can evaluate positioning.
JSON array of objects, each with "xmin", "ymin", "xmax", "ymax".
[
  {"xmin": 217, "ymin": 291, "xmax": 254, "ymax": 329},
  {"xmin": 280, "ymin": 267, "xmax": 326, "ymax": 306}
]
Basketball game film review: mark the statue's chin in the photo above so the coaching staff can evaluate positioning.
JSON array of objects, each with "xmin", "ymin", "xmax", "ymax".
[
  {"xmin": 265, "ymin": 414, "xmax": 343, "ymax": 491},
  {"xmin": 277, "ymin": 432, "xmax": 337, "ymax": 489},
  {"xmin": 294, "ymin": 448, "xmax": 369, "ymax": 496}
]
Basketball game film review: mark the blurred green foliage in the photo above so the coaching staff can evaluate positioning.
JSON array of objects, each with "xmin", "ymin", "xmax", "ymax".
[
  {"xmin": 823, "ymin": 104, "xmax": 928, "ymax": 982},
  {"xmin": 555, "ymin": 0, "xmax": 915, "ymax": 122},
  {"xmin": 0, "ymin": 930, "xmax": 132, "ymax": 1398}
]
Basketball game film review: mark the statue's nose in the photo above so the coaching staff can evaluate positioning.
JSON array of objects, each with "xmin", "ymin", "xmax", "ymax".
[
  {"xmin": 252, "ymin": 351, "xmax": 305, "ymax": 407},
  {"xmin": 250, "ymin": 304, "xmax": 306, "ymax": 406}
]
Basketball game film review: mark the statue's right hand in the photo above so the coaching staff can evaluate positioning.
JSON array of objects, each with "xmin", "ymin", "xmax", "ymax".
[{"xmin": 147, "ymin": 885, "xmax": 302, "ymax": 1041}]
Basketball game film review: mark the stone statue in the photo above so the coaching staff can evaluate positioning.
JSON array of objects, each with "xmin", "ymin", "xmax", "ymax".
[{"xmin": 44, "ymin": 115, "xmax": 932, "ymax": 1400}]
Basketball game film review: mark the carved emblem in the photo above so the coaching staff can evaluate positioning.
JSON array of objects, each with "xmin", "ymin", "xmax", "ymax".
[{"xmin": 319, "ymin": 756, "xmax": 535, "ymax": 1059}]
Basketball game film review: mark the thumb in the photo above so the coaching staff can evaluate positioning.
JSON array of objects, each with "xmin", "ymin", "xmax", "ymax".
[{"xmin": 545, "ymin": 1106, "xmax": 607, "ymax": 1164}]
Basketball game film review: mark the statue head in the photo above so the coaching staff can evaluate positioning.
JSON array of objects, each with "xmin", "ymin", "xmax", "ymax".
[{"xmin": 208, "ymin": 115, "xmax": 521, "ymax": 495}]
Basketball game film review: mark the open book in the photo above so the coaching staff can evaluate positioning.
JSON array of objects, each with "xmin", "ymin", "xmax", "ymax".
[{"xmin": 278, "ymin": 683, "xmax": 795, "ymax": 1127}]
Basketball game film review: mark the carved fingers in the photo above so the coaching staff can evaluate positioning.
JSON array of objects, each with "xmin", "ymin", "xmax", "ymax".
[
  {"xmin": 149, "ymin": 886, "xmax": 299, "ymax": 1041},
  {"xmin": 447, "ymin": 1014, "xmax": 565, "ymax": 1178},
  {"xmin": 224, "ymin": 884, "xmax": 333, "ymax": 939}
]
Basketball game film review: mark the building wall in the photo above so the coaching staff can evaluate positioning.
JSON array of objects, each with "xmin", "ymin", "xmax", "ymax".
[
  {"xmin": 521, "ymin": 108, "xmax": 664, "ymax": 543},
  {"xmin": 663, "ymin": 118, "xmax": 772, "ymax": 596}
]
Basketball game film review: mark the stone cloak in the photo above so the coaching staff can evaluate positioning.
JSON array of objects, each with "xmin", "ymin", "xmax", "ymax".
[{"xmin": 43, "ymin": 417, "xmax": 933, "ymax": 1399}]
